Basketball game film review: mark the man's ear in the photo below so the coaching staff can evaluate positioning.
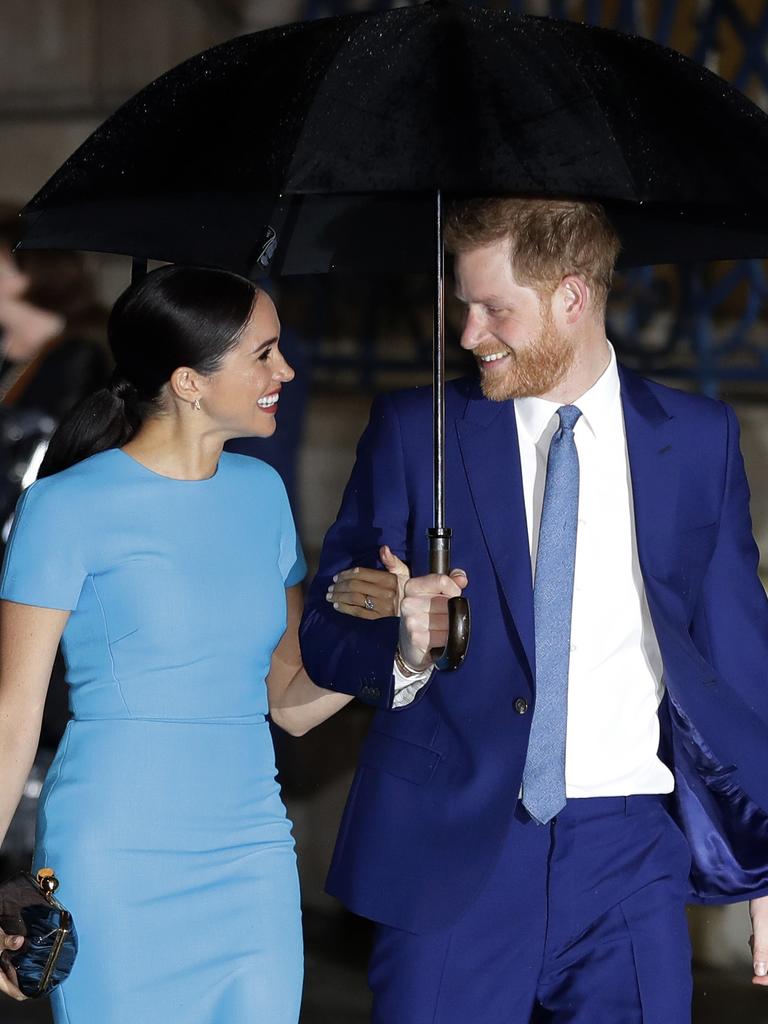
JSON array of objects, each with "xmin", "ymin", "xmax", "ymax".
[
  {"xmin": 558, "ymin": 275, "xmax": 589, "ymax": 325},
  {"xmin": 168, "ymin": 367, "xmax": 204, "ymax": 406}
]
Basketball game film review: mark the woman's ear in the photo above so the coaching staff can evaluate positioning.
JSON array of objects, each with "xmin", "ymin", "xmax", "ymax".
[{"xmin": 168, "ymin": 367, "xmax": 203, "ymax": 407}]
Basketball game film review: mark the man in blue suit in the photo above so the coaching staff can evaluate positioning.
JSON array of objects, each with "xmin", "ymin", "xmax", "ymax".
[{"xmin": 300, "ymin": 197, "xmax": 768, "ymax": 1022}]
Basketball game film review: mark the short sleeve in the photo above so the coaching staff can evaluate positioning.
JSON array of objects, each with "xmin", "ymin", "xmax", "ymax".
[
  {"xmin": 0, "ymin": 480, "xmax": 88, "ymax": 610},
  {"xmin": 278, "ymin": 486, "xmax": 307, "ymax": 588}
]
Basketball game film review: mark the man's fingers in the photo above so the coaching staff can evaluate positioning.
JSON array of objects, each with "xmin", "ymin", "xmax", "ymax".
[
  {"xmin": 379, "ymin": 545, "xmax": 411, "ymax": 579},
  {"xmin": 405, "ymin": 573, "xmax": 466, "ymax": 600},
  {"xmin": 401, "ymin": 595, "xmax": 450, "ymax": 618},
  {"xmin": 450, "ymin": 568, "xmax": 469, "ymax": 590},
  {"xmin": 752, "ymin": 935, "xmax": 768, "ymax": 983},
  {"xmin": 749, "ymin": 897, "xmax": 768, "ymax": 985}
]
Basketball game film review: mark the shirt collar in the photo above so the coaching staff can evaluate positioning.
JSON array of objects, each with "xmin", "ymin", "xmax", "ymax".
[{"xmin": 514, "ymin": 342, "xmax": 620, "ymax": 444}]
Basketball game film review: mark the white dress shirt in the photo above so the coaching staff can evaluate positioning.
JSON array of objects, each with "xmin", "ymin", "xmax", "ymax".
[{"xmin": 393, "ymin": 344, "xmax": 674, "ymax": 797}]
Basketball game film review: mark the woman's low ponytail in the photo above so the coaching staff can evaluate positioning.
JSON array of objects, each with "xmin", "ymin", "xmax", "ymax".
[{"xmin": 38, "ymin": 379, "xmax": 142, "ymax": 479}]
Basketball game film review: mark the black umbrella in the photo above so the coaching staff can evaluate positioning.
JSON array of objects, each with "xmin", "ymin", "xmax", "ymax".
[{"xmin": 17, "ymin": 0, "xmax": 768, "ymax": 667}]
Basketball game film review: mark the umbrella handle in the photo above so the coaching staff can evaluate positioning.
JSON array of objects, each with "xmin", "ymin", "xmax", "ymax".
[
  {"xmin": 431, "ymin": 595, "xmax": 471, "ymax": 671},
  {"xmin": 428, "ymin": 527, "xmax": 471, "ymax": 670}
]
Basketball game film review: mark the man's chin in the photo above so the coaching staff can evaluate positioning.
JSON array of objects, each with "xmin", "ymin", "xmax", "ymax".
[
  {"xmin": 479, "ymin": 374, "xmax": 539, "ymax": 402},
  {"xmin": 478, "ymin": 363, "xmax": 571, "ymax": 402}
]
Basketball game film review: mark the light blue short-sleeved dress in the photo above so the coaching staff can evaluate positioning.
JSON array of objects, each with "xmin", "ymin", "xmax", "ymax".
[{"xmin": 0, "ymin": 448, "xmax": 307, "ymax": 1024}]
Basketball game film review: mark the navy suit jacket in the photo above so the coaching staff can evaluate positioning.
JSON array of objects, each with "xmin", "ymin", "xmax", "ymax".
[{"xmin": 300, "ymin": 367, "xmax": 768, "ymax": 934}]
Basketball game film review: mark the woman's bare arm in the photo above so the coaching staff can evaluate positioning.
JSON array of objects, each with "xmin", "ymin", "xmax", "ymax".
[
  {"xmin": 0, "ymin": 600, "xmax": 68, "ymax": 842},
  {"xmin": 267, "ymin": 586, "xmax": 354, "ymax": 737},
  {"xmin": 0, "ymin": 599, "xmax": 69, "ymax": 999}
]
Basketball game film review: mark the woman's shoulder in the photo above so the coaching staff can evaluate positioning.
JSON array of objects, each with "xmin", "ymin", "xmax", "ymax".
[
  {"xmin": 26, "ymin": 449, "xmax": 123, "ymax": 504},
  {"xmin": 219, "ymin": 452, "xmax": 287, "ymax": 495}
]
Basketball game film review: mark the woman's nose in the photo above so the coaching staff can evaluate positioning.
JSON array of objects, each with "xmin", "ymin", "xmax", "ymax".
[{"xmin": 275, "ymin": 355, "xmax": 295, "ymax": 383}]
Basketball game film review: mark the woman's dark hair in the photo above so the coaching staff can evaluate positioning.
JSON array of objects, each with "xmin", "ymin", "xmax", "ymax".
[{"xmin": 38, "ymin": 265, "xmax": 258, "ymax": 478}]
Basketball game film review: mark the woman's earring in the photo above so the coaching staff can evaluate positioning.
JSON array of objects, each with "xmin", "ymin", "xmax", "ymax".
[{"xmin": 193, "ymin": 398, "xmax": 201, "ymax": 411}]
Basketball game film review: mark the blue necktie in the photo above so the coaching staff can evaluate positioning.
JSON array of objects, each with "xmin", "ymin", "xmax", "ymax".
[{"xmin": 522, "ymin": 404, "xmax": 582, "ymax": 825}]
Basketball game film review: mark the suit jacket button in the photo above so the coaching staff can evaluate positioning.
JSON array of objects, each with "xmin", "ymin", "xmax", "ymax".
[{"xmin": 514, "ymin": 698, "xmax": 529, "ymax": 715}]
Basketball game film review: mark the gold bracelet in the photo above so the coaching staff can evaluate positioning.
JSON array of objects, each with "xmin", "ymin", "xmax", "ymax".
[{"xmin": 395, "ymin": 647, "xmax": 424, "ymax": 678}]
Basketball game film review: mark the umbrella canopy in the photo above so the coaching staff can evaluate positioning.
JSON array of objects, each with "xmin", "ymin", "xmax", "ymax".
[{"xmin": 18, "ymin": 0, "xmax": 768, "ymax": 273}]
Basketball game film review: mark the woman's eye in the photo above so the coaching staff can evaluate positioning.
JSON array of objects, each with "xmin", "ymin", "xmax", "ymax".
[{"xmin": 258, "ymin": 346, "xmax": 273, "ymax": 362}]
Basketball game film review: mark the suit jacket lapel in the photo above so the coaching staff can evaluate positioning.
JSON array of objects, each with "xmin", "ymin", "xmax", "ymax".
[
  {"xmin": 455, "ymin": 384, "xmax": 535, "ymax": 679},
  {"xmin": 619, "ymin": 366, "xmax": 679, "ymax": 582}
]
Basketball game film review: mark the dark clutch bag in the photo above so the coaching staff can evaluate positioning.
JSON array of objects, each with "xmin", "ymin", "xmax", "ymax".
[{"xmin": 0, "ymin": 868, "xmax": 78, "ymax": 998}]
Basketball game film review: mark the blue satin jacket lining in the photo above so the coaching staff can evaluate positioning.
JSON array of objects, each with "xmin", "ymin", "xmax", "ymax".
[{"xmin": 668, "ymin": 695, "xmax": 768, "ymax": 903}]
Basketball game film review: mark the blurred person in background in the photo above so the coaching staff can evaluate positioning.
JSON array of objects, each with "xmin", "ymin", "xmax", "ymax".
[
  {"xmin": 0, "ymin": 204, "xmax": 110, "ymax": 878},
  {"xmin": 0, "ymin": 203, "xmax": 110, "ymax": 523}
]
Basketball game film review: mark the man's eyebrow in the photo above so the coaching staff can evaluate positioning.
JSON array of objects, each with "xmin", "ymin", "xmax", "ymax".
[{"xmin": 454, "ymin": 294, "xmax": 507, "ymax": 305}]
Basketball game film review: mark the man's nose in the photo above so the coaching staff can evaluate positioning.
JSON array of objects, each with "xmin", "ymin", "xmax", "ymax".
[{"xmin": 460, "ymin": 311, "xmax": 484, "ymax": 351}]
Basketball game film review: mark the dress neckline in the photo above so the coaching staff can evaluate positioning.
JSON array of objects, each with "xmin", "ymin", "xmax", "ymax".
[{"xmin": 114, "ymin": 447, "xmax": 223, "ymax": 484}]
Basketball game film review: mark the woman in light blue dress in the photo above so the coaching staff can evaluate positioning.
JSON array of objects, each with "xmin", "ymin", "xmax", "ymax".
[{"xmin": 0, "ymin": 266, "xmax": 379, "ymax": 1022}]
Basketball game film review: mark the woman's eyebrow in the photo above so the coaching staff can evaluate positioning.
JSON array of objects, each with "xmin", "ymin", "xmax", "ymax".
[{"xmin": 253, "ymin": 336, "xmax": 278, "ymax": 352}]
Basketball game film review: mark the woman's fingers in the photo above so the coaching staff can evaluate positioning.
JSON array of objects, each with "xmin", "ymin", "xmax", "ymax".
[
  {"xmin": 329, "ymin": 590, "xmax": 397, "ymax": 617},
  {"xmin": 330, "ymin": 578, "xmax": 395, "ymax": 600},
  {"xmin": 333, "ymin": 567, "xmax": 398, "ymax": 590},
  {"xmin": 327, "ymin": 567, "xmax": 401, "ymax": 617},
  {"xmin": 331, "ymin": 601, "xmax": 391, "ymax": 621}
]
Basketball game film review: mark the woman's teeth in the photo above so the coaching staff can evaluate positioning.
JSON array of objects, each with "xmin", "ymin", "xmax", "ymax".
[{"xmin": 257, "ymin": 394, "xmax": 279, "ymax": 408}]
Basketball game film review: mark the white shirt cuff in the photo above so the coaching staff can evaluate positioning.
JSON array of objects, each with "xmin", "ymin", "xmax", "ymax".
[{"xmin": 392, "ymin": 660, "xmax": 433, "ymax": 707}]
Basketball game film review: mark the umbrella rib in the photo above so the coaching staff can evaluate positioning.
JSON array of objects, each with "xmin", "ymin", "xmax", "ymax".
[
  {"xmin": 555, "ymin": 22, "xmax": 644, "ymax": 204},
  {"xmin": 282, "ymin": 10, "xmax": 399, "ymax": 191}
]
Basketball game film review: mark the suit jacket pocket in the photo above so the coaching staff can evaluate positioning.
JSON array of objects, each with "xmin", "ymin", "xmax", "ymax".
[{"xmin": 359, "ymin": 730, "xmax": 442, "ymax": 785}]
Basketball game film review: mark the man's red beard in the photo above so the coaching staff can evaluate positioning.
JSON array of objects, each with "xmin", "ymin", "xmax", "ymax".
[{"xmin": 476, "ymin": 308, "xmax": 575, "ymax": 401}]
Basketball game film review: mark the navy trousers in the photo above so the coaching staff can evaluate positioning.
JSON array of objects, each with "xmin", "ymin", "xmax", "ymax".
[{"xmin": 369, "ymin": 796, "xmax": 692, "ymax": 1024}]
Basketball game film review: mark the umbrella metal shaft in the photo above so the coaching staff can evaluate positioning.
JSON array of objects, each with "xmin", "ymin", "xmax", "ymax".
[{"xmin": 430, "ymin": 188, "xmax": 451, "ymax": 576}]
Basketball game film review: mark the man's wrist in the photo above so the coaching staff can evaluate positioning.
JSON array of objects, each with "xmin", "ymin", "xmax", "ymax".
[{"xmin": 395, "ymin": 646, "xmax": 429, "ymax": 677}]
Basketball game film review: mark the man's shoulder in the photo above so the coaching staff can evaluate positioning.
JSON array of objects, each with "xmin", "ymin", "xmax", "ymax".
[{"xmin": 619, "ymin": 365, "xmax": 727, "ymax": 428}]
